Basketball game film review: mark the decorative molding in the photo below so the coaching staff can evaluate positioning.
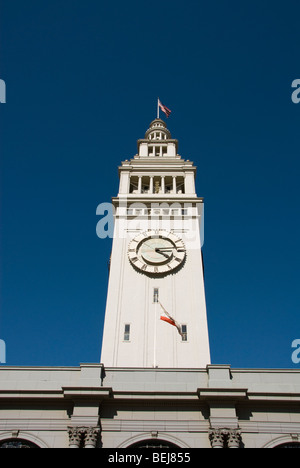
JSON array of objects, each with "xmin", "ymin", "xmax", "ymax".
[
  {"xmin": 0, "ymin": 419, "xmax": 69, "ymax": 431},
  {"xmin": 84, "ymin": 427, "xmax": 100, "ymax": 449},
  {"xmin": 209, "ymin": 417, "xmax": 239, "ymax": 430},
  {"xmin": 209, "ymin": 429, "xmax": 224, "ymax": 449},
  {"xmin": 63, "ymin": 386, "xmax": 112, "ymax": 399},
  {"xmin": 68, "ymin": 427, "xmax": 83, "ymax": 449},
  {"xmin": 209, "ymin": 428, "xmax": 242, "ymax": 449},
  {"xmin": 68, "ymin": 426, "xmax": 100, "ymax": 449},
  {"xmin": 101, "ymin": 419, "xmax": 209, "ymax": 433},
  {"xmin": 198, "ymin": 388, "xmax": 247, "ymax": 400},
  {"xmin": 239, "ymin": 421, "xmax": 300, "ymax": 434}
]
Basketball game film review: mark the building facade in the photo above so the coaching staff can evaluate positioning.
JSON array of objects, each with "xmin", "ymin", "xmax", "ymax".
[
  {"xmin": 1, "ymin": 364, "xmax": 300, "ymax": 448},
  {"xmin": 0, "ymin": 119, "xmax": 300, "ymax": 449}
]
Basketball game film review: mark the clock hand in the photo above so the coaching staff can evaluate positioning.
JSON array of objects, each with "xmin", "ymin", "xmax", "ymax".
[
  {"xmin": 156, "ymin": 248, "xmax": 184, "ymax": 252},
  {"xmin": 143, "ymin": 242, "xmax": 158, "ymax": 250},
  {"xmin": 157, "ymin": 251, "xmax": 170, "ymax": 259},
  {"xmin": 142, "ymin": 244, "xmax": 171, "ymax": 258},
  {"xmin": 154, "ymin": 249, "xmax": 172, "ymax": 259}
]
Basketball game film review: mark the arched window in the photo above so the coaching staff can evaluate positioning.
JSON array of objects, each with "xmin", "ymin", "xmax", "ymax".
[
  {"xmin": 0, "ymin": 439, "xmax": 40, "ymax": 449},
  {"xmin": 275, "ymin": 442, "xmax": 300, "ymax": 449},
  {"xmin": 128, "ymin": 439, "xmax": 180, "ymax": 449}
]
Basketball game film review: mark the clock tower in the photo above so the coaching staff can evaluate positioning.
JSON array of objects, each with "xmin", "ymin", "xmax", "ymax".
[{"xmin": 100, "ymin": 118, "xmax": 211, "ymax": 368}]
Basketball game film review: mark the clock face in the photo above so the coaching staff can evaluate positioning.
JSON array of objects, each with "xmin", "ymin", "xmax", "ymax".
[{"xmin": 128, "ymin": 230, "xmax": 186, "ymax": 275}]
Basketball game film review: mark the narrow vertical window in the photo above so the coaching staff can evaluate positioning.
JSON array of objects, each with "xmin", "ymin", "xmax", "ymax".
[
  {"xmin": 181, "ymin": 325, "xmax": 188, "ymax": 342},
  {"xmin": 153, "ymin": 288, "xmax": 159, "ymax": 303},
  {"xmin": 124, "ymin": 324, "xmax": 131, "ymax": 341}
]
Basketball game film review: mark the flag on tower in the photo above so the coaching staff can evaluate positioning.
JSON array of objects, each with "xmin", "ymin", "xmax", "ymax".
[
  {"xmin": 159, "ymin": 302, "xmax": 183, "ymax": 337},
  {"xmin": 158, "ymin": 98, "xmax": 172, "ymax": 118}
]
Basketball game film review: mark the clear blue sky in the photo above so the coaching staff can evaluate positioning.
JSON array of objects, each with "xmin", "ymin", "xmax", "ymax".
[{"xmin": 1, "ymin": 0, "xmax": 300, "ymax": 368}]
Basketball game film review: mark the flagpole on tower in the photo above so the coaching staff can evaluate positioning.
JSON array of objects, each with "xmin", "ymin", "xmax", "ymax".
[
  {"xmin": 153, "ymin": 301, "xmax": 158, "ymax": 368},
  {"xmin": 157, "ymin": 98, "xmax": 172, "ymax": 119}
]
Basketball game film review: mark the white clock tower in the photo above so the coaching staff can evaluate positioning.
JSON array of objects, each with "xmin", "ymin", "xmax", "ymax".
[{"xmin": 100, "ymin": 118, "xmax": 211, "ymax": 368}]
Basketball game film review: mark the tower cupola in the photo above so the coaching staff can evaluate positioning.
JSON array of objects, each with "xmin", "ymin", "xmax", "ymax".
[
  {"xmin": 137, "ymin": 119, "xmax": 178, "ymax": 158},
  {"xmin": 144, "ymin": 119, "xmax": 171, "ymax": 141}
]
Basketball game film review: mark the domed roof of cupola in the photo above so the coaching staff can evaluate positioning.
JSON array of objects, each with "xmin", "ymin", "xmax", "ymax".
[{"xmin": 144, "ymin": 118, "xmax": 171, "ymax": 140}]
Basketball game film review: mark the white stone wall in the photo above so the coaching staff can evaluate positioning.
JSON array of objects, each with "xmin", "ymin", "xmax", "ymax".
[{"xmin": 1, "ymin": 365, "xmax": 300, "ymax": 448}]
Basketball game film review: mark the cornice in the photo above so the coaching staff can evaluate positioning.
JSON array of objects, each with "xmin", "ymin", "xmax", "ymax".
[
  {"xmin": 112, "ymin": 196, "xmax": 203, "ymax": 205},
  {"xmin": 120, "ymin": 159, "xmax": 195, "ymax": 169},
  {"xmin": 62, "ymin": 386, "xmax": 112, "ymax": 399}
]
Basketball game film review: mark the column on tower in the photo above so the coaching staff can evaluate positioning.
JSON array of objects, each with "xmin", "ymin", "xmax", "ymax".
[
  {"xmin": 138, "ymin": 176, "xmax": 142, "ymax": 194},
  {"xmin": 149, "ymin": 176, "xmax": 154, "ymax": 194},
  {"xmin": 161, "ymin": 176, "xmax": 165, "ymax": 194},
  {"xmin": 172, "ymin": 176, "xmax": 177, "ymax": 194}
]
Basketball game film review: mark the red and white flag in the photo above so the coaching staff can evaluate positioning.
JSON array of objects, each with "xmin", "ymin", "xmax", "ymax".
[
  {"xmin": 159, "ymin": 302, "xmax": 183, "ymax": 337},
  {"xmin": 158, "ymin": 98, "xmax": 172, "ymax": 118}
]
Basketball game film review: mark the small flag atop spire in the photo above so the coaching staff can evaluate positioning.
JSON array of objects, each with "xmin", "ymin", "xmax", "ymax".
[{"xmin": 158, "ymin": 98, "xmax": 172, "ymax": 118}]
